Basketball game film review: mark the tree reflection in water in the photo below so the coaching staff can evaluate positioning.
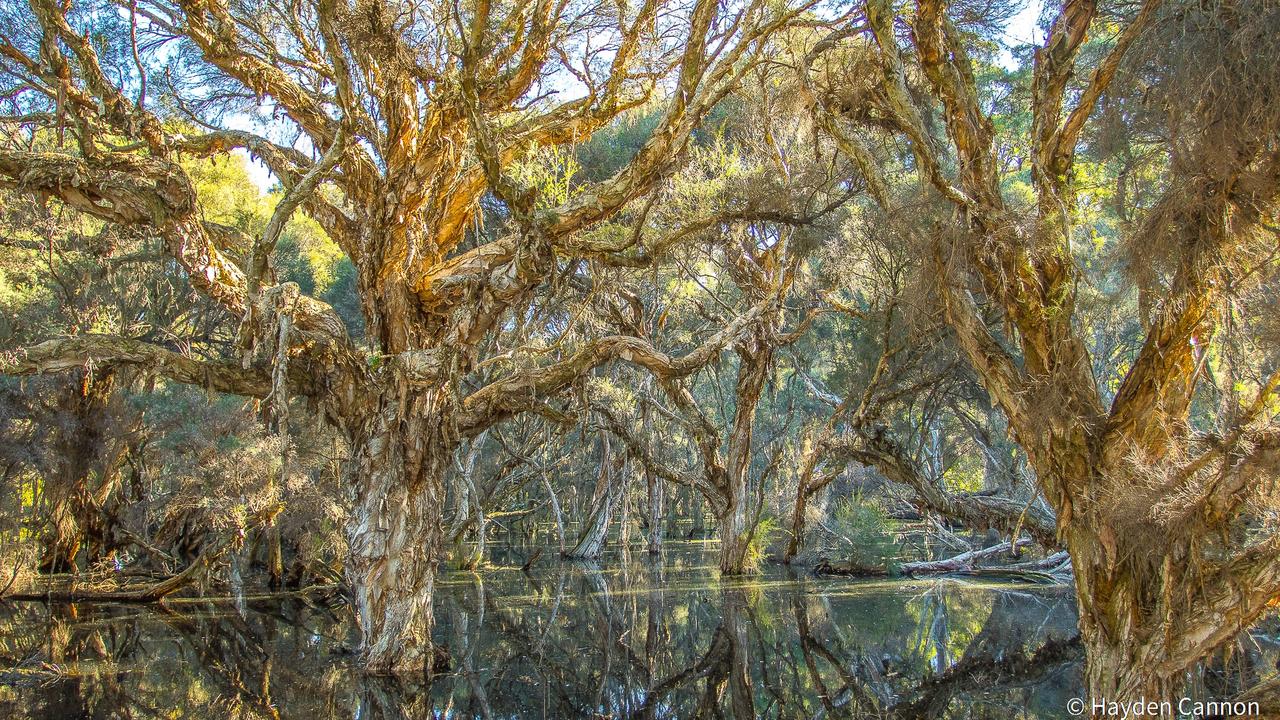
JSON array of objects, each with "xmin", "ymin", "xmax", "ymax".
[{"xmin": 0, "ymin": 543, "xmax": 1106, "ymax": 718}]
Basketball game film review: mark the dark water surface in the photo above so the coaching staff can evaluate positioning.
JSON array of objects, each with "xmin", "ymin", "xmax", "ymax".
[{"xmin": 0, "ymin": 542, "xmax": 1085, "ymax": 718}]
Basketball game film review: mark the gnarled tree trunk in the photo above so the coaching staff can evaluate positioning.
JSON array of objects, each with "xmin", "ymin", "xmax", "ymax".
[
  {"xmin": 717, "ymin": 496, "xmax": 756, "ymax": 575},
  {"xmin": 344, "ymin": 395, "xmax": 452, "ymax": 675},
  {"xmin": 716, "ymin": 333, "xmax": 772, "ymax": 575},
  {"xmin": 40, "ymin": 368, "xmax": 135, "ymax": 573},
  {"xmin": 645, "ymin": 466, "xmax": 664, "ymax": 554},
  {"xmin": 784, "ymin": 432, "xmax": 829, "ymax": 563},
  {"xmin": 1069, "ymin": 526, "xmax": 1184, "ymax": 710}
]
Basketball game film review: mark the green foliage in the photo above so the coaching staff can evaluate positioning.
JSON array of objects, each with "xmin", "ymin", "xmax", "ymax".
[
  {"xmin": 321, "ymin": 258, "xmax": 366, "ymax": 340},
  {"xmin": 573, "ymin": 109, "xmax": 663, "ymax": 182},
  {"xmin": 745, "ymin": 513, "xmax": 781, "ymax": 572},
  {"xmin": 275, "ymin": 212, "xmax": 345, "ymax": 296},
  {"xmin": 831, "ymin": 495, "xmax": 901, "ymax": 574},
  {"xmin": 182, "ymin": 154, "xmax": 271, "ymax": 233},
  {"xmin": 941, "ymin": 453, "xmax": 984, "ymax": 494},
  {"xmin": 510, "ymin": 144, "xmax": 583, "ymax": 207}
]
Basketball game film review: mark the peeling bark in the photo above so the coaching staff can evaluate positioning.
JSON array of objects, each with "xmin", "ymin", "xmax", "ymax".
[
  {"xmin": 566, "ymin": 436, "xmax": 624, "ymax": 560},
  {"xmin": 38, "ymin": 368, "xmax": 135, "ymax": 573},
  {"xmin": 344, "ymin": 399, "xmax": 450, "ymax": 675},
  {"xmin": 848, "ymin": 0, "xmax": 1280, "ymax": 701}
]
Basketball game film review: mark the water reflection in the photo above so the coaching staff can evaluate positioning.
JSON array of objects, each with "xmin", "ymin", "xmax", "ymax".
[{"xmin": 0, "ymin": 543, "xmax": 1083, "ymax": 719}]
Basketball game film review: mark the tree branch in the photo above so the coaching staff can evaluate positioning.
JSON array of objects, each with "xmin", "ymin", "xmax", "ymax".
[{"xmin": 2, "ymin": 334, "xmax": 277, "ymax": 398}]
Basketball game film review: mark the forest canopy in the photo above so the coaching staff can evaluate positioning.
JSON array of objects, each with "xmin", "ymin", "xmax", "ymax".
[{"xmin": 1, "ymin": 0, "xmax": 1278, "ymax": 710}]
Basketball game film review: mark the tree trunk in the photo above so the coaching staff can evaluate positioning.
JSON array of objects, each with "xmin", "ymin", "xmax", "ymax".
[
  {"xmin": 541, "ymin": 471, "xmax": 566, "ymax": 556},
  {"xmin": 1069, "ymin": 529, "xmax": 1186, "ymax": 712},
  {"xmin": 566, "ymin": 461, "xmax": 622, "ymax": 560},
  {"xmin": 722, "ymin": 588, "xmax": 756, "ymax": 720},
  {"xmin": 784, "ymin": 480, "xmax": 813, "ymax": 564},
  {"xmin": 1082, "ymin": 639, "xmax": 1180, "ymax": 715},
  {"xmin": 566, "ymin": 434, "xmax": 623, "ymax": 560},
  {"xmin": 688, "ymin": 488, "xmax": 706, "ymax": 537},
  {"xmin": 344, "ymin": 402, "xmax": 449, "ymax": 676},
  {"xmin": 448, "ymin": 434, "xmax": 486, "ymax": 571},
  {"xmin": 718, "ymin": 496, "xmax": 755, "ymax": 575},
  {"xmin": 265, "ymin": 524, "xmax": 284, "ymax": 590},
  {"xmin": 41, "ymin": 496, "xmax": 83, "ymax": 574},
  {"xmin": 40, "ymin": 368, "xmax": 133, "ymax": 573},
  {"xmin": 718, "ymin": 335, "xmax": 771, "ymax": 575},
  {"xmin": 645, "ymin": 466, "xmax": 663, "ymax": 554}
]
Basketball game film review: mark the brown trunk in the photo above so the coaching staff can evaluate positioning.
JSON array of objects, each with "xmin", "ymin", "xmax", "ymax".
[
  {"xmin": 541, "ymin": 471, "xmax": 566, "ymax": 556},
  {"xmin": 718, "ymin": 496, "xmax": 756, "ymax": 575},
  {"xmin": 688, "ymin": 488, "xmax": 706, "ymax": 537},
  {"xmin": 41, "ymin": 496, "xmax": 83, "ymax": 574},
  {"xmin": 1068, "ymin": 527, "xmax": 1187, "ymax": 713},
  {"xmin": 1078, "ymin": 581, "xmax": 1184, "ymax": 716},
  {"xmin": 448, "ymin": 435, "xmax": 486, "ymax": 571},
  {"xmin": 344, "ymin": 399, "xmax": 450, "ymax": 675},
  {"xmin": 1083, "ymin": 640, "xmax": 1180, "ymax": 716},
  {"xmin": 783, "ymin": 484, "xmax": 808, "ymax": 564},
  {"xmin": 718, "ymin": 332, "xmax": 772, "ymax": 575},
  {"xmin": 722, "ymin": 588, "xmax": 756, "ymax": 720},
  {"xmin": 784, "ymin": 439, "xmax": 825, "ymax": 563},
  {"xmin": 265, "ymin": 524, "xmax": 284, "ymax": 590},
  {"xmin": 39, "ymin": 368, "xmax": 133, "ymax": 573}
]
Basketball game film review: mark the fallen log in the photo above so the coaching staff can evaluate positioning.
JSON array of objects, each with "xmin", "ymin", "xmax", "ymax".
[
  {"xmin": 813, "ymin": 539, "xmax": 1068, "ymax": 583},
  {"xmin": 1007, "ymin": 550, "xmax": 1071, "ymax": 572},
  {"xmin": 899, "ymin": 539, "xmax": 1032, "ymax": 575},
  {"xmin": 2, "ymin": 537, "xmax": 231, "ymax": 603}
]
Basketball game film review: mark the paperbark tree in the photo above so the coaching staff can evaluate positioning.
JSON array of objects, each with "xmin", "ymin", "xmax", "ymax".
[
  {"xmin": 30, "ymin": 367, "xmax": 138, "ymax": 572},
  {"xmin": 600, "ymin": 223, "xmax": 816, "ymax": 573},
  {"xmin": 0, "ymin": 0, "xmax": 813, "ymax": 673},
  {"xmin": 564, "ymin": 433, "xmax": 624, "ymax": 560},
  {"xmin": 811, "ymin": 0, "xmax": 1280, "ymax": 703},
  {"xmin": 777, "ymin": 206, "xmax": 1053, "ymax": 561}
]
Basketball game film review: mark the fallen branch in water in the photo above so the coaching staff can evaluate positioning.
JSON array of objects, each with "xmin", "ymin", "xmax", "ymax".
[
  {"xmin": 1007, "ymin": 550, "xmax": 1072, "ymax": 573},
  {"xmin": 813, "ymin": 539, "xmax": 1069, "ymax": 583},
  {"xmin": 899, "ymin": 539, "xmax": 1033, "ymax": 575},
  {"xmin": 2, "ymin": 537, "xmax": 232, "ymax": 603},
  {"xmin": 890, "ymin": 635, "xmax": 1084, "ymax": 719}
]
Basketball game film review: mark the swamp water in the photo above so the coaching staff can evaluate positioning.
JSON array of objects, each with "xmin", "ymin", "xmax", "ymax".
[{"xmin": 0, "ymin": 542, "xmax": 1085, "ymax": 718}]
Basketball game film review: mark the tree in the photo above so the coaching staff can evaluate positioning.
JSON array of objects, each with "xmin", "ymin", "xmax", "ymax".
[
  {"xmin": 0, "ymin": 180, "xmax": 230, "ymax": 572},
  {"xmin": 809, "ymin": 0, "xmax": 1280, "ymax": 703},
  {"xmin": 780, "ymin": 203, "xmax": 1057, "ymax": 562},
  {"xmin": 0, "ymin": 0, "xmax": 816, "ymax": 673},
  {"xmin": 589, "ymin": 88, "xmax": 856, "ymax": 572}
]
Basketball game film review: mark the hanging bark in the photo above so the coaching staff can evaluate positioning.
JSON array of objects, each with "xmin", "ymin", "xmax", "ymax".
[{"xmin": 342, "ymin": 383, "xmax": 456, "ymax": 675}]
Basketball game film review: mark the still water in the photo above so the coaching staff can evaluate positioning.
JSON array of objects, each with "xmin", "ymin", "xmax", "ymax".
[{"xmin": 0, "ymin": 542, "xmax": 1083, "ymax": 719}]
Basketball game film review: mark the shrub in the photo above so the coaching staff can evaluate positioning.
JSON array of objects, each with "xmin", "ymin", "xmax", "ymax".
[{"xmin": 829, "ymin": 494, "xmax": 901, "ymax": 574}]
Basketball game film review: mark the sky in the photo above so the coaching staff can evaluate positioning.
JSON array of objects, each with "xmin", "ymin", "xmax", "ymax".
[{"xmin": 1003, "ymin": 0, "xmax": 1047, "ymax": 64}]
